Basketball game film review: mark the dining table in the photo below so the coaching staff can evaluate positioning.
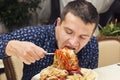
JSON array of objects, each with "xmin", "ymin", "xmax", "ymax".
[
  {"xmin": 31, "ymin": 63, "xmax": 120, "ymax": 80},
  {"xmin": 94, "ymin": 63, "xmax": 120, "ymax": 80}
]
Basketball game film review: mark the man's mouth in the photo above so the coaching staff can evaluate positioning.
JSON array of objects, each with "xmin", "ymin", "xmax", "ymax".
[
  {"xmin": 64, "ymin": 46, "xmax": 75, "ymax": 50},
  {"xmin": 63, "ymin": 46, "xmax": 76, "ymax": 53},
  {"xmin": 63, "ymin": 46, "xmax": 72, "ymax": 49}
]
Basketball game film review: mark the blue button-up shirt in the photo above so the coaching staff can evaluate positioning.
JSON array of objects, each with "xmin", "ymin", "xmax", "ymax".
[{"xmin": 0, "ymin": 23, "xmax": 98, "ymax": 80}]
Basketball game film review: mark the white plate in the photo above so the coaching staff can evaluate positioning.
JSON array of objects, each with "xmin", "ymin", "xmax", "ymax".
[
  {"xmin": 31, "ymin": 68, "xmax": 98, "ymax": 80},
  {"xmin": 31, "ymin": 73, "xmax": 40, "ymax": 80}
]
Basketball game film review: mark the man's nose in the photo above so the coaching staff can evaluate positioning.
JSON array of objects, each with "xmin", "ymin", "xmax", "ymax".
[{"xmin": 69, "ymin": 38, "xmax": 80, "ymax": 48}]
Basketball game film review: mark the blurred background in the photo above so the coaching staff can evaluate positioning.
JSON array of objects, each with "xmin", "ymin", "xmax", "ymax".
[{"xmin": 0, "ymin": 0, "xmax": 120, "ymax": 33}]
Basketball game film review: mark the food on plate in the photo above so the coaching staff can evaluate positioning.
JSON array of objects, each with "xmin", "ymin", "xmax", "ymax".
[{"xmin": 40, "ymin": 47, "xmax": 96, "ymax": 80}]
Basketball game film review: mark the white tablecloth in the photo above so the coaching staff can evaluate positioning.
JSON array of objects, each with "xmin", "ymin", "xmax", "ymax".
[{"xmin": 94, "ymin": 63, "xmax": 120, "ymax": 80}]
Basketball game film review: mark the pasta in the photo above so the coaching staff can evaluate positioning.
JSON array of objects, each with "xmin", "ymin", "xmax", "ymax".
[{"xmin": 40, "ymin": 47, "xmax": 96, "ymax": 80}]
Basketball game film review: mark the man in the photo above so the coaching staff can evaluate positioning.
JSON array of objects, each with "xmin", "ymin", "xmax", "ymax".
[{"xmin": 0, "ymin": 0, "xmax": 99, "ymax": 80}]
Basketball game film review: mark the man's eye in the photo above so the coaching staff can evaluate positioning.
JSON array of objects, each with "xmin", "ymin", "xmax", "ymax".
[
  {"xmin": 66, "ymin": 29, "xmax": 73, "ymax": 34},
  {"xmin": 80, "ymin": 36, "xmax": 87, "ymax": 39}
]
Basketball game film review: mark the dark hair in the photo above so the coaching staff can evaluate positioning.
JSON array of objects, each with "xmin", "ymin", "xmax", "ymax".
[{"xmin": 60, "ymin": 0, "xmax": 99, "ymax": 31}]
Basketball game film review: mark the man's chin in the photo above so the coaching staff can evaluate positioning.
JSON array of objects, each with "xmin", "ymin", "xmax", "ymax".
[{"xmin": 75, "ymin": 48, "xmax": 82, "ymax": 54}]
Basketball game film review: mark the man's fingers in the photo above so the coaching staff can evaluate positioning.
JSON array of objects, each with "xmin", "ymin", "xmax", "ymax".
[
  {"xmin": 33, "ymin": 46, "xmax": 47, "ymax": 58},
  {"xmin": 19, "ymin": 57, "xmax": 32, "ymax": 65},
  {"xmin": 20, "ymin": 52, "xmax": 36, "ymax": 64},
  {"xmin": 26, "ymin": 49, "xmax": 40, "ymax": 61}
]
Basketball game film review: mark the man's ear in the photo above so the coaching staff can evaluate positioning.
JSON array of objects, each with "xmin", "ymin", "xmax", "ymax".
[{"xmin": 56, "ymin": 17, "xmax": 61, "ymax": 26}]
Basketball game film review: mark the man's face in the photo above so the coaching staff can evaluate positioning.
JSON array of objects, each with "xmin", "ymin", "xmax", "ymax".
[{"xmin": 55, "ymin": 12, "xmax": 95, "ymax": 53}]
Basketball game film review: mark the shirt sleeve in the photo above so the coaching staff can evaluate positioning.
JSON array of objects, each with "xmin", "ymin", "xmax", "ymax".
[
  {"xmin": 0, "ymin": 26, "xmax": 46, "ymax": 59},
  {"xmin": 77, "ymin": 36, "xmax": 99, "ymax": 69}
]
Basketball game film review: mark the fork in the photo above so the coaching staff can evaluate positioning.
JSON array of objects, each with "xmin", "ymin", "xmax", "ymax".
[{"xmin": 46, "ymin": 53, "xmax": 54, "ymax": 55}]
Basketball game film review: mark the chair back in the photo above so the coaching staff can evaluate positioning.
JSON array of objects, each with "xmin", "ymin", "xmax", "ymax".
[
  {"xmin": 97, "ymin": 36, "xmax": 120, "ymax": 67},
  {"xmin": 3, "ymin": 56, "xmax": 23, "ymax": 80}
]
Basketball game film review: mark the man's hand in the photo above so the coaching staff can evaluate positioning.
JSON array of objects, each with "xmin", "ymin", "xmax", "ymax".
[{"xmin": 5, "ymin": 40, "xmax": 47, "ymax": 64}]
